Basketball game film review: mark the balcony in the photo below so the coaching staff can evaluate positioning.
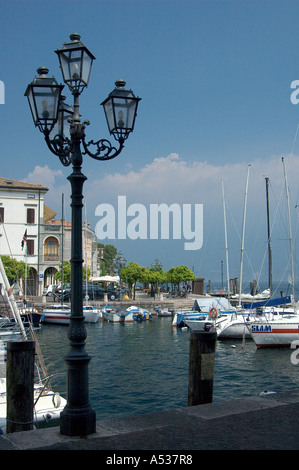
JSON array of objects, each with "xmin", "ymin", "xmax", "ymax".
[{"xmin": 44, "ymin": 255, "xmax": 59, "ymax": 262}]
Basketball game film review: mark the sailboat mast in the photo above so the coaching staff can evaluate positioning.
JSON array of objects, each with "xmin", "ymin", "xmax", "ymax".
[
  {"xmin": 221, "ymin": 180, "xmax": 230, "ymax": 299},
  {"xmin": 282, "ymin": 157, "xmax": 295, "ymax": 301},
  {"xmin": 239, "ymin": 164, "xmax": 251, "ymax": 307},
  {"xmin": 265, "ymin": 177, "xmax": 272, "ymax": 295}
]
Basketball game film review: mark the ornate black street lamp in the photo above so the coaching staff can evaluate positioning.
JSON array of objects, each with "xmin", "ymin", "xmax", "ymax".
[{"xmin": 25, "ymin": 33, "xmax": 141, "ymax": 437}]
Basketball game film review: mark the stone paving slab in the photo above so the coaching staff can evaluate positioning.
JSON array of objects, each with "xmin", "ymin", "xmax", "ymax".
[{"xmin": 1, "ymin": 389, "xmax": 299, "ymax": 451}]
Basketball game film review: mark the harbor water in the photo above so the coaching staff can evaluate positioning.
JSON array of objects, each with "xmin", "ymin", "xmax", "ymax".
[{"xmin": 34, "ymin": 314, "xmax": 299, "ymax": 421}]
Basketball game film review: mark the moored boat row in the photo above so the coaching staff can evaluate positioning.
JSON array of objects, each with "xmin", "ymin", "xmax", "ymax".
[
  {"xmin": 40, "ymin": 303, "xmax": 153, "ymax": 324},
  {"xmin": 14, "ymin": 293, "xmax": 299, "ymax": 349},
  {"xmin": 171, "ymin": 294, "xmax": 299, "ymax": 349}
]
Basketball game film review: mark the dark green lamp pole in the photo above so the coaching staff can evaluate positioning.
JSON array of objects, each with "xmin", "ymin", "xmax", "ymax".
[{"xmin": 25, "ymin": 33, "xmax": 141, "ymax": 437}]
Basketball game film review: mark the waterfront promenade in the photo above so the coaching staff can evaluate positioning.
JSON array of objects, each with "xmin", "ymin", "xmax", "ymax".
[{"xmin": 0, "ymin": 388, "xmax": 299, "ymax": 450}]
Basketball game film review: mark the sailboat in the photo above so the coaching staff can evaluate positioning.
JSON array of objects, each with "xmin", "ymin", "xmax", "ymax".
[
  {"xmin": 216, "ymin": 170, "xmax": 294, "ymax": 340},
  {"xmin": 0, "ymin": 256, "xmax": 67, "ymax": 433},
  {"xmin": 216, "ymin": 167, "xmax": 257, "ymax": 339},
  {"xmin": 250, "ymin": 158, "xmax": 299, "ymax": 348}
]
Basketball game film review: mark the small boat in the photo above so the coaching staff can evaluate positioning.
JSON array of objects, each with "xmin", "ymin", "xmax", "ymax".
[
  {"xmin": 172, "ymin": 309, "xmax": 209, "ymax": 327},
  {"xmin": 126, "ymin": 306, "xmax": 152, "ymax": 321},
  {"xmin": 41, "ymin": 305, "xmax": 71, "ymax": 325},
  {"xmin": 82, "ymin": 305, "xmax": 101, "ymax": 322},
  {"xmin": 154, "ymin": 306, "xmax": 173, "ymax": 317},
  {"xmin": 16, "ymin": 301, "xmax": 42, "ymax": 328},
  {"xmin": 101, "ymin": 305, "xmax": 129, "ymax": 323},
  {"xmin": 172, "ymin": 297, "xmax": 234, "ymax": 327},
  {"xmin": 42, "ymin": 304, "xmax": 100, "ymax": 325}
]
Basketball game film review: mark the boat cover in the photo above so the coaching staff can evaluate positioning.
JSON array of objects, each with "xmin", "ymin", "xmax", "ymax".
[{"xmin": 242, "ymin": 295, "xmax": 291, "ymax": 309}]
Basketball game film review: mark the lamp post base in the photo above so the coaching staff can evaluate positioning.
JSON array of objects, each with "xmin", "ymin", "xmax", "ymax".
[
  {"xmin": 60, "ymin": 405, "xmax": 96, "ymax": 437},
  {"xmin": 59, "ymin": 344, "xmax": 96, "ymax": 437}
]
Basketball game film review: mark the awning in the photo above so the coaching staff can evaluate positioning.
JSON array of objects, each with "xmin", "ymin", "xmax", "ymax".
[{"xmin": 89, "ymin": 276, "xmax": 120, "ymax": 284}]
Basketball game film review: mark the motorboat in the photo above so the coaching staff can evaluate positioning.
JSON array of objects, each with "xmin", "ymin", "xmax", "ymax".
[
  {"xmin": 82, "ymin": 305, "xmax": 101, "ymax": 322},
  {"xmin": 154, "ymin": 306, "xmax": 173, "ymax": 317},
  {"xmin": 101, "ymin": 305, "xmax": 125, "ymax": 322},
  {"xmin": 41, "ymin": 305, "xmax": 71, "ymax": 325},
  {"xmin": 101, "ymin": 305, "xmax": 130, "ymax": 322},
  {"xmin": 42, "ymin": 304, "xmax": 100, "ymax": 325},
  {"xmin": 126, "ymin": 306, "xmax": 152, "ymax": 321}
]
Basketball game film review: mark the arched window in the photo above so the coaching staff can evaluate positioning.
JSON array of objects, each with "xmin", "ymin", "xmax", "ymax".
[{"xmin": 44, "ymin": 237, "xmax": 59, "ymax": 257}]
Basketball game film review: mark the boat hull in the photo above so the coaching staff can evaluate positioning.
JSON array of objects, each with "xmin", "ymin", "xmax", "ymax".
[
  {"xmin": 126, "ymin": 306, "xmax": 151, "ymax": 321},
  {"xmin": 216, "ymin": 315, "xmax": 252, "ymax": 339},
  {"xmin": 172, "ymin": 311, "xmax": 212, "ymax": 327},
  {"xmin": 0, "ymin": 378, "xmax": 67, "ymax": 433},
  {"xmin": 101, "ymin": 306, "xmax": 128, "ymax": 323},
  {"xmin": 42, "ymin": 306, "xmax": 100, "ymax": 325},
  {"xmin": 250, "ymin": 320, "xmax": 299, "ymax": 348}
]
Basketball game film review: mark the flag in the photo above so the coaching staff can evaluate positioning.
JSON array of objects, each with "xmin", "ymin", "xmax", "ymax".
[{"xmin": 21, "ymin": 229, "xmax": 27, "ymax": 250}]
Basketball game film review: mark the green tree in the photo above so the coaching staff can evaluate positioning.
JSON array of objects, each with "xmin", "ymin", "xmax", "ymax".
[
  {"xmin": 121, "ymin": 262, "xmax": 148, "ymax": 299},
  {"xmin": 54, "ymin": 261, "xmax": 91, "ymax": 284},
  {"xmin": 54, "ymin": 261, "xmax": 71, "ymax": 284},
  {"xmin": 146, "ymin": 268, "xmax": 166, "ymax": 296},
  {"xmin": 1, "ymin": 255, "xmax": 29, "ymax": 284},
  {"xmin": 166, "ymin": 265, "xmax": 195, "ymax": 291},
  {"xmin": 98, "ymin": 243, "xmax": 117, "ymax": 275}
]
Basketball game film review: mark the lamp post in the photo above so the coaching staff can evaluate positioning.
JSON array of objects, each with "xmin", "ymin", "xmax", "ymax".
[{"xmin": 25, "ymin": 33, "xmax": 141, "ymax": 437}]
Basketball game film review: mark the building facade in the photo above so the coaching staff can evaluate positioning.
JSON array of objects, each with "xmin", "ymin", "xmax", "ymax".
[{"xmin": 0, "ymin": 177, "xmax": 98, "ymax": 296}]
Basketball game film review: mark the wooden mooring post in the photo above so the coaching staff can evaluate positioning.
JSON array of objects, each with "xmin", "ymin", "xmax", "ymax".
[
  {"xmin": 6, "ymin": 341, "xmax": 35, "ymax": 433},
  {"xmin": 188, "ymin": 326, "xmax": 217, "ymax": 406}
]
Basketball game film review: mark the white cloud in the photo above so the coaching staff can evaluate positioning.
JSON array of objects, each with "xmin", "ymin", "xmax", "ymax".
[
  {"xmin": 23, "ymin": 165, "xmax": 70, "ymax": 219},
  {"xmin": 21, "ymin": 154, "xmax": 299, "ymax": 280},
  {"xmin": 23, "ymin": 165, "xmax": 63, "ymax": 189},
  {"xmin": 85, "ymin": 152, "xmax": 299, "ymax": 210}
]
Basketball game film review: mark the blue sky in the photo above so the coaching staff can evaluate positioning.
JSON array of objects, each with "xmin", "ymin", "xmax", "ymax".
[{"xmin": 1, "ymin": 0, "xmax": 299, "ymax": 291}]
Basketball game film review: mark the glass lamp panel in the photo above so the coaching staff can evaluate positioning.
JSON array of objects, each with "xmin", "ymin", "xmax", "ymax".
[
  {"xmin": 103, "ymin": 98, "xmax": 116, "ymax": 133},
  {"xmin": 81, "ymin": 51, "xmax": 93, "ymax": 86},
  {"xmin": 114, "ymin": 96, "xmax": 138, "ymax": 131},
  {"xmin": 60, "ymin": 102, "xmax": 74, "ymax": 137},
  {"xmin": 34, "ymin": 87, "xmax": 59, "ymax": 121},
  {"xmin": 26, "ymin": 86, "xmax": 38, "ymax": 124},
  {"xmin": 127, "ymin": 99, "xmax": 139, "ymax": 130},
  {"xmin": 50, "ymin": 101, "xmax": 73, "ymax": 140}
]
